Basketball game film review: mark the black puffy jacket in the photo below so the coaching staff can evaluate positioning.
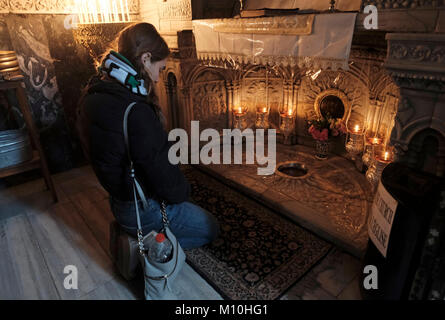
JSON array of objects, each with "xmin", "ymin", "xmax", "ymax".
[{"xmin": 78, "ymin": 76, "xmax": 190, "ymax": 204}]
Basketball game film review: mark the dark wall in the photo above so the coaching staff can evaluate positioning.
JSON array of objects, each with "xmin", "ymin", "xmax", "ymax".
[
  {"xmin": 192, "ymin": 0, "xmax": 239, "ymax": 19},
  {"xmin": 0, "ymin": 14, "xmax": 97, "ymax": 173}
]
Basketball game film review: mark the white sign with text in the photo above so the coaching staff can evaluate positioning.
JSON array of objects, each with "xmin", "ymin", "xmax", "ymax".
[{"xmin": 368, "ymin": 182, "xmax": 398, "ymax": 258}]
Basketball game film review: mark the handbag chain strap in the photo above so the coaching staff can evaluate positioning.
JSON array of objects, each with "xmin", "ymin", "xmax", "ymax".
[{"xmin": 123, "ymin": 102, "xmax": 170, "ymax": 256}]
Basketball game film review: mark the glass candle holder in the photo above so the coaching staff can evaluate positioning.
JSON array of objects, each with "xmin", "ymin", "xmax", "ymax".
[
  {"xmin": 362, "ymin": 130, "xmax": 385, "ymax": 167},
  {"xmin": 255, "ymin": 105, "xmax": 270, "ymax": 130},
  {"xmin": 233, "ymin": 105, "xmax": 248, "ymax": 130},
  {"xmin": 366, "ymin": 146, "xmax": 394, "ymax": 190},
  {"xmin": 362, "ymin": 144, "xmax": 373, "ymax": 167},
  {"xmin": 345, "ymin": 122, "xmax": 364, "ymax": 160},
  {"xmin": 279, "ymin": 106, "xmax": 295, "ymax": 145}
]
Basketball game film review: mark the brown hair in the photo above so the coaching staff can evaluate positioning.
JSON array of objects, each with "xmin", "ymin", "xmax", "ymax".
[{"xmin": 98, "ymin": 22, "xmax": 170, "ymax": 109}]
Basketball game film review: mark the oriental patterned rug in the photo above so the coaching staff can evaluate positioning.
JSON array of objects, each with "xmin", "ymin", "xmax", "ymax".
[{"xmin": 182, "ymin": 165, "xmax": 332, "ymax": 300}]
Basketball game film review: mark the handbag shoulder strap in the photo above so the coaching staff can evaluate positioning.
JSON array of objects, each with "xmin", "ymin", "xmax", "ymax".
[
  {"xmin": 123, "ymin": 102, "xmax": 149, "ymax": 210},
  {"xmin": 122, "ymin": 102, "xmax": 169, "ymax": 254}
]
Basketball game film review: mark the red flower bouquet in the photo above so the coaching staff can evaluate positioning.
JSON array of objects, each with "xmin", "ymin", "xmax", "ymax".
[{"xmin": 308, "ymin": 116, "xmax": 346, "ymax": 141}]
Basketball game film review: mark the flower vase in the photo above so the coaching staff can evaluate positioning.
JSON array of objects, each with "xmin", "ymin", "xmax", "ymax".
[{"xmin": 315, "ymin": 140, "xmax": 330, "ymax": 160}]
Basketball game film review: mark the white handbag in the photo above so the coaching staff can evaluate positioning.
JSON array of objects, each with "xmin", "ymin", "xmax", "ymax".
[{"xmin": 123, "ymin": 102, "xmax": 186, "ymax": 300}]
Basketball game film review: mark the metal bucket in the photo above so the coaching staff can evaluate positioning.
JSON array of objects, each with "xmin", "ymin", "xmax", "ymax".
[
  {"xmin": 0, "ymin": 129, "xmax": 32, "ymax": 169},
  {"xmin": 0, "ymin": 51, "xmax": 23, "ymax": 81}
]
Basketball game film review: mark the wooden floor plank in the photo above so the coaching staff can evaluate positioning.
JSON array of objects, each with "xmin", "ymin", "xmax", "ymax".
[
  {"xmin": 0, "ymin": 179, "xmax": 46, "ymax": 205},
  {"xmin": 174, "ymin": 264, "xmax": 223, "ymax": 300},
  {"xmin": 69, "ymin": 190, "xmax": 114, "ymax": 257},
  {"xmin": 25, "ymin": 201, "xmax": 115, "ymax": 299},
  {"xmin": 0, "ymin": 178, "xmax": 70, "ymax": 207},
  {"xmin": 0, "ymin": 215, "xmax": 59, "ymax": 300},
  {"xmin": 0, "ymin": 190, "xmax": 56, "ymax": 222},
  {"xmin": 58, "ymin": 174, "xmax": 101, "ymax": 197},
  {"xmin": 79, "ymin": 276, "xmax": 139, "ymax": 300},
  {"xmin": 52, "ymin": 165, "xmax": 95, "ymax": 185}
]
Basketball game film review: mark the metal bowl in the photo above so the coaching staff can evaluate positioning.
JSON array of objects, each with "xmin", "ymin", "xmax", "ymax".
[
  {"xmin": 0, "ymin": 51, "xmax": 17, "ymax": 61},
  {"xmin": 0, "ymin": 129, "xmax": 32, "ymax": 169},
  {"xmin": 275, "ymin": 161, "xmax": 309, "ymax": 179},
  {"xmin": 0, "ymin": 51, "xmax": 22, "ymax": 81}
]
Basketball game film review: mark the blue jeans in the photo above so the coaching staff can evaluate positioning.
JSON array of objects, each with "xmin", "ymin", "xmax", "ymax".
[{"xmin": 109, "ymin": 196, "xmax": 220, "ymax": 250}]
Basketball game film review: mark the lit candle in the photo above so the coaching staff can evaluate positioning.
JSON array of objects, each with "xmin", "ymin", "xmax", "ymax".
[
  {"xmin": 287, "ymin": 108, "xmax": 293, "ymax": 117},
  {"xmin": 234, "ymin": 107, "xmax": 244, "ymax": 116},
  {"xmin": 376, "ymin": 149, "xmax": 393, "ymax": 163},
  {"xmin": 257, "ymin": 106, "xmax": 267, "ymax": 114},
  {"xmin": 354, "ymin": 125, "xmax": 360, "ymax": 133}
]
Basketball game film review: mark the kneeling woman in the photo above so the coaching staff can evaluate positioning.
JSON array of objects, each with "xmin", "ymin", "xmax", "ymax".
[{"xmin": 77, "ymin": 23, "xmax": 219, "ymax": 250}]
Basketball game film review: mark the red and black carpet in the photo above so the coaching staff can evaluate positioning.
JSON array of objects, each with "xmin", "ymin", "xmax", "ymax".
[{"xmin": 182, "ymin": 166, "xmax": 332, "ymax": 300}]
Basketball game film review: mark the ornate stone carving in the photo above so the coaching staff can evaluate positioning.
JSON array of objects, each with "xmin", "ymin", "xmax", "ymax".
[
  {"xmin": 191, "ymin": 70, "xmax": 228, "ymax": 131},
  {"xmin": 240, "ymin": 67, "xmax": 286, "ymax": 130},
  {"xmin": 0, "ymin": 0, "xmax": 139, "ymax": 13},
  {"xmin": 350, "ymin": 47, "xmax": 386, "ymax": 63},
  {"xmin": 73, "ymin": 22, "xmax": 130, "ymax": 60},
  {"xmin": 129, "ymin": 0, "xmax": 139, "ymax": 12},
  {"xmin": 385, "ymin": 33, "xmax": 445, "ymax": 88},
  {"xmin": 385, "ymin": 33, "xmax": 445, "ymax": 176},
  {"xmin": 390, "ymin": 43, "xmax": 445, "ymax": 64},
  {"xmin": 314, "ymin": 89, "xmax": 351, "ymax": 122},
  {"xmin": 362, "ymin": 0, "xmax": 445, "ymax": 9},
  {"xmin": 300, "ymin": 71, "xmax": 368, "ymax": 125},
  {"xmin": 197, "ymin": 53, "xmax": 350, "ymax": 71},
  {"xmin": 211, "ymin": 15, "xmax": 315, "ymax": 35},
  {"xmin": 395, "ymin": 97, "xmax": 416, "ymax": 129},
  {"xmin": 9, "ymin": 0, "xmax": 35, "ymax": 11},
  {"xmin": 0, "ymin": 0, "xmax": 7, "ymax": 10},
  {"xmin": 159, "ymin": 0, "xmax": 191, "ymax": 19},
  {"xmin": 203, "ymin": 146, "xmax": 374, "ymax": 253}
]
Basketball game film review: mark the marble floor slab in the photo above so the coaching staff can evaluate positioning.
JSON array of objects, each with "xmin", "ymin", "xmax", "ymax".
[{"xmin": 197, "ymin": 144, "xmax": 374, "ymax": 258}]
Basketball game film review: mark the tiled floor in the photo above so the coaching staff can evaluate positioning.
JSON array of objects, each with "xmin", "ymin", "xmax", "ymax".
[
  {"xmin": 0, "ymin": 165, "xmax": 363, "ymax": 300},
  {"xmin": 280, "ymin": 248, "xmax": 363, "ymax": 300}
]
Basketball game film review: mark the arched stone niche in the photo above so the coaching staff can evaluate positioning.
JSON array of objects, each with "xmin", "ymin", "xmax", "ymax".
[
  {"xmin": 241, "ymin": 65, "xmax": 287, "ymax": 130},
  {"xmin": 406, "ymin": 129, "xmax": 445, "ymax": 177},
  {"xmin": 191, "ymin": 69, "xmax": 228, "ymax": 132},
  {"xmin": 314, "ymin": 89, "xmax": 350, "ymax": 122},
  {"xmin": 298, "ymin": 70, "xmax": 369, "ymax": 140}
]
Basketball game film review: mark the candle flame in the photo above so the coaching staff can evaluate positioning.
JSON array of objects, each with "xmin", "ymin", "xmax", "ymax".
[
  {"xmin": 257, "ymin": 106, "xmax": 268, "ymax": 114},
  {"xmin": 384, "ymin": 151, "xmax": 389, "ymax": 161},
  {"xmin": 234, "ymin": 106, "xmax": 246, "ymax": 116},
  {"xmin": 354, "ymin": 125, "xmax": 360, "ymax": 133},
  {"xmin": 287, "ymin": 108, "xmax": 293, "ymax": 117},
  {"xmin": 74, "ymin": 0, "xmax": 130, "ymax": 25}
]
